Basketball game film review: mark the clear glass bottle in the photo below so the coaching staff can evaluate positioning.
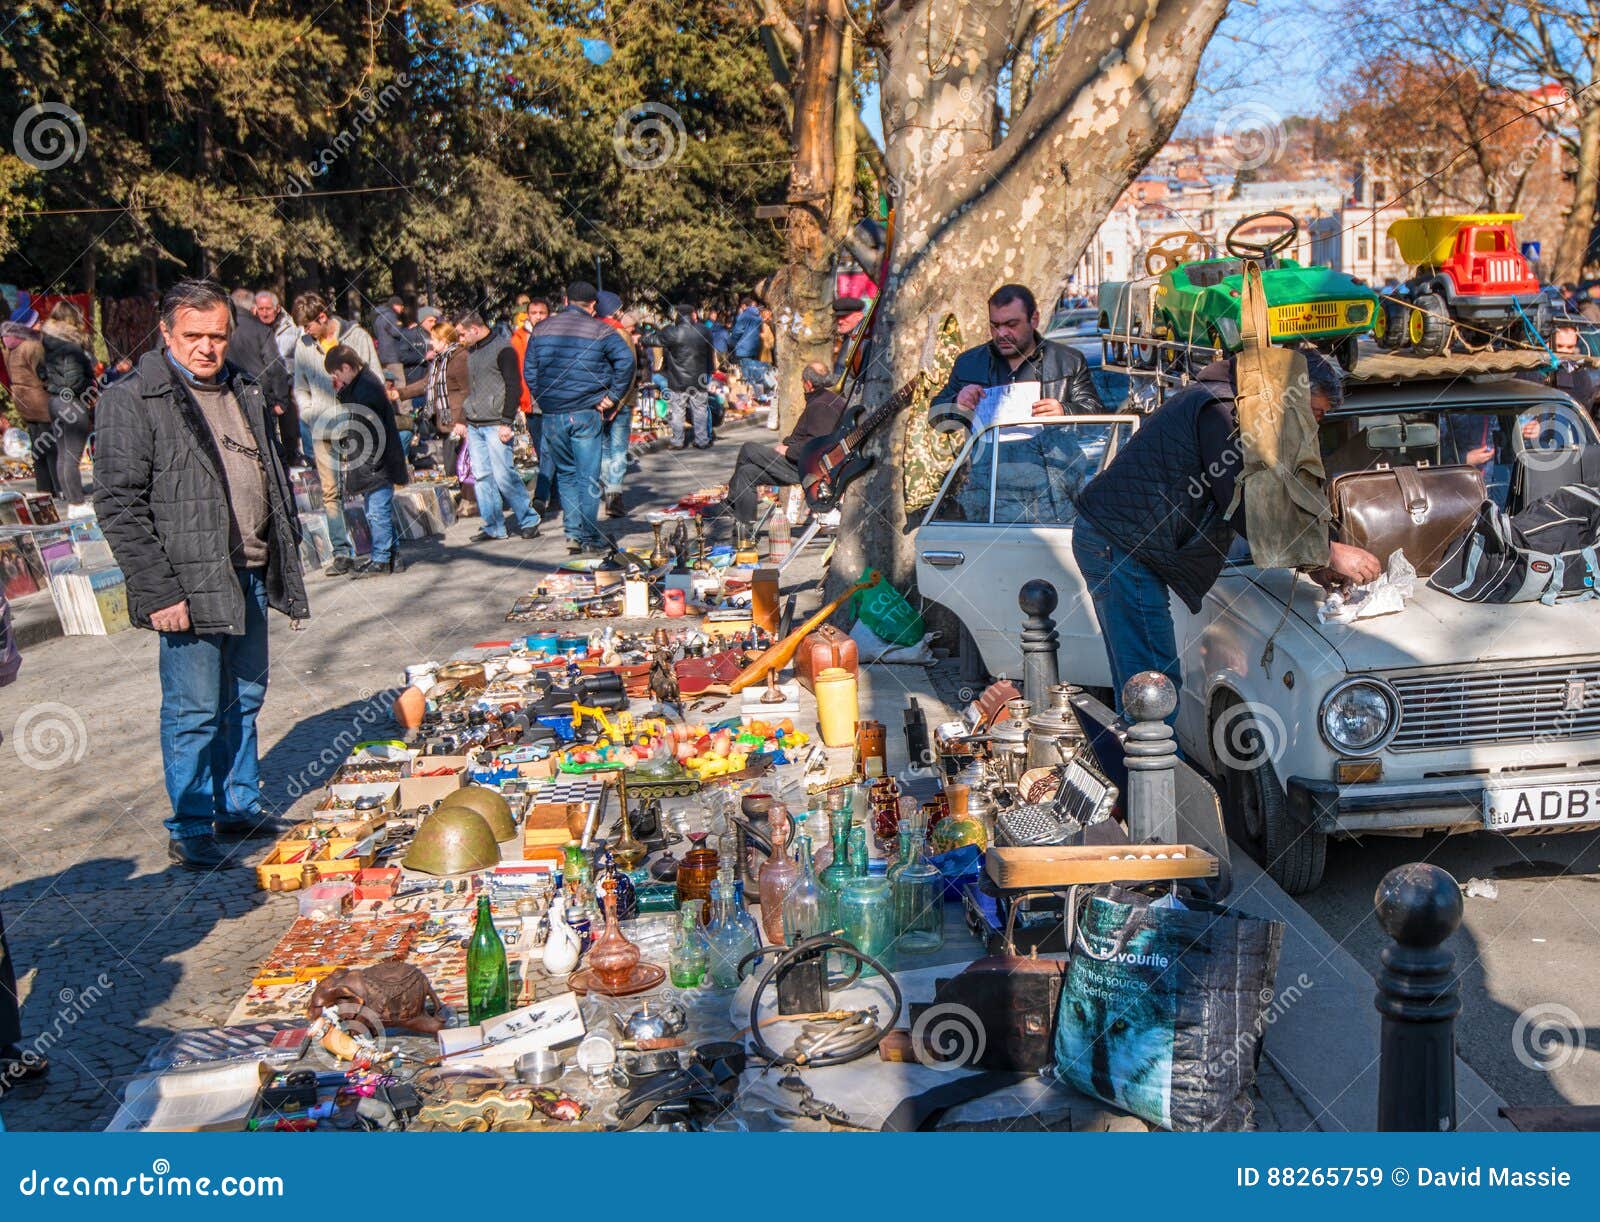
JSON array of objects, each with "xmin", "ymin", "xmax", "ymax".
[
  {"xmin": 704, "ymin": 880, "xmax": 756, "ymax": 990},
  {"xmin": 893, "ymin": 819, "xmax": 945, "ymax": 953},
  {"xmin": 466, "ymin": 896, "xmax": 509, "ymax": 1024},
  {"xmin": 668, "ymin": 900, "xmax": 708, "ymax": 988},
  {"xmin": 782, "ymin": 832, "xmax": 824, "ymax": 944},
  {"xmin": 818, "ymin": 809, "xmax": 854, "ymax": 931},
  {"xmin": 730, "ymin": 877, "xmax": 762, "ymax": 948},
  {"xmin": 838, "ymin": 875, "xmax": 894, "ymax": 972}
]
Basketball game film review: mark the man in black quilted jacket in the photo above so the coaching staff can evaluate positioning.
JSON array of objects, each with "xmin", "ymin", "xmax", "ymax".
[{"xmin": 94, "ymin": 278, "xmax": 310, "ymax": 873}]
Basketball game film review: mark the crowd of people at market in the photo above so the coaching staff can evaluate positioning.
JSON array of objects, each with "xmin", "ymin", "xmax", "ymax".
[{"xmin": 0, "ymin": 279, "xmax": 802, "ymax": 577}]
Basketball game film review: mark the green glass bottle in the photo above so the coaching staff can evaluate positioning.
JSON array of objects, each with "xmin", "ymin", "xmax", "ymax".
[
  {"xmin": 818, "ymin": 810, "xmax": 854, "ymax": 931},
  {"xmin": 668, "ymin": 901, "xmax": 708, "ymax": 988},
  {"xmin": 885, "ymin": 820, "xmax": 915, "ymax": 899},
  {"xmin": 847, "ymin": 825, "xmax": 869, "ymax": 877},
  {"xmin": 467, "ymin": 896, "xmax": 510, "ymax": 1024},
  {"xmin": 893, "ymin": 818, "xmax": 945, "ymax": 953}
]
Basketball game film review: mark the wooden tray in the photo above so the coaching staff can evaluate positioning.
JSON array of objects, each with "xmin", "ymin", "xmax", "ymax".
[{"xmin": 985, "ymin": 844, "xmax": 1217, "ymax": 890}]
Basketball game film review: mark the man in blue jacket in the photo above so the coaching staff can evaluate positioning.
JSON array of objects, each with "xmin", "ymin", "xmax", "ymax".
[
  {"xmin": 523, "ymin": 282, "xmax": 636, "ymax": 555},
  {"xmin": 729, "ymin": 295, "xmax": 768, "ymax": 396}
]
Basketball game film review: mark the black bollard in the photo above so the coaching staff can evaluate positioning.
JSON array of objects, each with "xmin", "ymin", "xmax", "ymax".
[
  {"xmin": 1373, "ymin": 862, "xmax": 1463, "ymax": 1132},
  {"xmin": 1018, "ymin": 579, "xmax": 1061, "ymax": 709}
]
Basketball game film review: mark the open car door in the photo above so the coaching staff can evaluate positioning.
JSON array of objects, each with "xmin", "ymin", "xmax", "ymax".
[{"xmin": 915, "ymin": 415, "xmax": 1140, "ymax": 686}]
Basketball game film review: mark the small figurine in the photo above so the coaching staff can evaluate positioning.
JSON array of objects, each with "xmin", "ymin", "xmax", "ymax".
[{"xmin": 308, "ymin": 963, "xmax": 447, "ymax": 1036}]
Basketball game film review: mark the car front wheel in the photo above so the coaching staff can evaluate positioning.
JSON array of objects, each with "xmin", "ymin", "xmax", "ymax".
[{"xmin": 1212, "ymin": 698, "xmax": 1326, "ymax": 894}]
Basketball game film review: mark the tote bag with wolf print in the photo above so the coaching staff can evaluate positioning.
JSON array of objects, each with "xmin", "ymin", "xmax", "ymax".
[{"xmin": 1054, "ymin": 886, "xmax": 1283, "ymax": 1130}]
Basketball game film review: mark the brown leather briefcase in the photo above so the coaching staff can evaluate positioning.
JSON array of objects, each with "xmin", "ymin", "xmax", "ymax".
[{"xmin": 1329, "ymin": 463, "xmax": 1485, "ymax": 577}]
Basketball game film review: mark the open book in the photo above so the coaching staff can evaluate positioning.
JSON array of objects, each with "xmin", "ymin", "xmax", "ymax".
[
  {"xmin": 105, "ymin": 1060, "xmax": 268, "ymax": 1132},
  {"xmin": 435, "ymin": 992, "xmax": 585, "ymax": 1068}
]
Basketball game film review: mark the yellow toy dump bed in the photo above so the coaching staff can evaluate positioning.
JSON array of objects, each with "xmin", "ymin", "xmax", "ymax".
[{"xmin": 1387, "ymin": 213, "xmax": 1525, "ymax": 267}]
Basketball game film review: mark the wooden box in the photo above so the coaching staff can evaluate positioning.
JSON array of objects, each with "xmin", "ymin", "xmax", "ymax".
[
  {"xmin": 984, "ymin": 844, "xmax": 1218, "ymax": 890},
  {"xmin": 523, "ymin": 802, "xmax": 586, "ymax": 852}
]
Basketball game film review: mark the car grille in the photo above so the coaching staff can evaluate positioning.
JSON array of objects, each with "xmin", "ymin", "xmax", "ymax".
[
  {"xmin": 1269, "ymin": 299, "xmax": 1367, "ymax": 334},
  {"xmin": 1389, "ymin": 664, "xmax": 1600, "ymax": 752}
]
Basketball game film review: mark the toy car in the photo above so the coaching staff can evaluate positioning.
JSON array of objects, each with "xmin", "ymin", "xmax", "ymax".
[
  {"xmin": 1099, "ymin": 212, "xmax": 1380, "ymax": 371},
  {"xmin": 1378, "ymin": 213, "xmax": 1547, "ymax": 356}
]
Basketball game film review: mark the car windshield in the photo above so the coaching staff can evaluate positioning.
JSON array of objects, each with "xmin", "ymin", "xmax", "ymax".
[
  {"xmin": 928, "ymin": 419, "xmax": 1134, "ymax": 526},
  {"xmin": 1319, "ymin": 396, "xmax": 1598, "ymax": 514}
]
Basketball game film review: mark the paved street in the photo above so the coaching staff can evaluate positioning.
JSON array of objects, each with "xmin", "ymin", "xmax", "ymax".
[
  {"xmin": 1297, "ymin": 830, "xmax": 1600, "ymax": 1112},
  {"xmin": 0, "ymin": 421, "xmax": 774, "ymax": 1130}
]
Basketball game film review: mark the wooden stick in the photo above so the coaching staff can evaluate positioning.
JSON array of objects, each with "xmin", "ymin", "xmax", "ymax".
[{"xmin": 727, "ymin": 573, "xmax": 880, "ymax": 693}]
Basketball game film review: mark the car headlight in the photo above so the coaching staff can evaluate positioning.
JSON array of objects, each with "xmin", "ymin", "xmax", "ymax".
[
  {"xmin": 1319, "ymin": 678, "xmax": 1399, "ymax": 754},
  {"xmin": 1345, "ymin": 303, "xmax": 1367, "ymax": 324}
]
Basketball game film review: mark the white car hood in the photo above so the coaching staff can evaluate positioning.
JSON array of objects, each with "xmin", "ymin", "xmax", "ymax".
[{"xmin": 1247, "ymin": 568, "xmax": 1600, "ymax": 672}]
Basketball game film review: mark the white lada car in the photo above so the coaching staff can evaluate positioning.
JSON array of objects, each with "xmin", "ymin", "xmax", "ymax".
[{"xmin": 915, "ymin": 376, "xmax": 1600, "ymax": 893}]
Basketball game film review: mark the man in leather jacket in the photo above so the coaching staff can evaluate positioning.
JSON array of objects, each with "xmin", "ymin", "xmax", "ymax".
[
  {"xmin": 641, "ymin": 303, "xmax": 717, "ymax": 449},
  {"xmin": 928, "ymin": 284, "xmax": 1104, "ymax": 433}
]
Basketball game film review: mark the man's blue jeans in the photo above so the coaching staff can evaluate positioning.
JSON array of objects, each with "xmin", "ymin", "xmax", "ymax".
[
  {"xmin": 540, "ymin": 410, "xmax": 605, "ymax": 548},
  {"xmin": 364, "ymin": 482, "xmax": 396, "ymax": 565},
  {"xmin": 739, "ymin": 358, "xmax": 773, "ymax": 398},
  {"xmin": 465, "ymin": 424, "xmax": 538, "ymax": 537},
  {"xmin": 1071, "ymin": 517, "xmax": 1182, "ymax": 727},
  {"xmin": 601, "ymin": 403, "xmax": 632, "ymax": 494},
  {"xmin": 158, "ymin": 569, "xmax": 270, "ymax": 840}
]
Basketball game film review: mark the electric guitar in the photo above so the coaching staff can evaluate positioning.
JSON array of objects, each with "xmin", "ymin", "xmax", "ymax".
[{"xmin": 792, "ymin": 371, "xmax": 929, "ymax": 513}]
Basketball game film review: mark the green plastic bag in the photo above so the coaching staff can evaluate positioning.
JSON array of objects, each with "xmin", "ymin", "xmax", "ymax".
[{"xmin": 852, "ymin": 566, "xmax": 925, "ymax": 647}]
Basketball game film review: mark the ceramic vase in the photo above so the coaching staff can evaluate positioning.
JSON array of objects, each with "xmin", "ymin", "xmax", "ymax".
[{"xmin": 541, "ymin": 894, "xmax": 581, "ymax": 976}]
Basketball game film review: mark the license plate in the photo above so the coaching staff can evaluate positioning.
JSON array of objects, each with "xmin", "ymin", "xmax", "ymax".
[{"xmin": 1483, "ymin": 780, "xmax": 1600, "ymax": 829}]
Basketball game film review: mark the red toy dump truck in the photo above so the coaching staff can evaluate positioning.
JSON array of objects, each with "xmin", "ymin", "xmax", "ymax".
[{"xmin": 1378, "ymin": 213, "xmax": 1547, "ymax": 355}]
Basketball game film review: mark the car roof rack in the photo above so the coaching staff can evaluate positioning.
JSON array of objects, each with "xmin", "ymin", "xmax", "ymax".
[
  {"xmin": 1342, "ymin": 349, "xmax": 1567, "ymax": 384},
  {"xmin": 1100, "ymin": 331, "xmax": 1595, "ymax": 409}
]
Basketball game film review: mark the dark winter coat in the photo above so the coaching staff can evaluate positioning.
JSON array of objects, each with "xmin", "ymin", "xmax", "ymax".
[
  {"xmin": 371, "ymin": 308, "xmax": 428, "ymax": 374},
  {"xmin": 643, "ymin": 320, "xmax": 716, "ymax": 392},
  {"xmin": 1074, "ymin": 374, "xmax": 1238, "ymax": 612},
  {"xmin": 522, "ymin": 305, "xmax": 636, "ymax": 415},
  {"xmin": 93, "ymin": 351, "xmax": 309, "ymax": 634},
  {"xmin": 40, "ymin": 324, "xmax": 96, "ymax": 409},
  {"xmin": 336, "ymin": 369, "xmax": 411, "ymax": 496},
  {"xmin": 229, "ymin": 307, "xmax": 292, "ymax": 411},
  {"xmin": 928, "ymin": 335, "xmax": 1104, "ymax": 432}
]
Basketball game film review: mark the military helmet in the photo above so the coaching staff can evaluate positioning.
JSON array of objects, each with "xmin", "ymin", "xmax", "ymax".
[
  {"xmin": 404, "ymin": 806, "xmax": 501, "ymax": 875},
  {"xmin": 435, "ymin": 785, "xmax": 516, "ymax": 842}
]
